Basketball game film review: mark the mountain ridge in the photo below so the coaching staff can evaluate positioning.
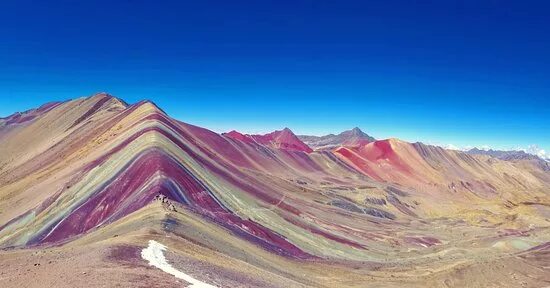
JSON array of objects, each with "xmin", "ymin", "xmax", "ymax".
[
  {"xmin": 298, "ymin": 127, "xmax": 376, "ymax": 150},
  {"xmin": 223, "ymin": 127, "xmax": 313, "ymax": 153}
]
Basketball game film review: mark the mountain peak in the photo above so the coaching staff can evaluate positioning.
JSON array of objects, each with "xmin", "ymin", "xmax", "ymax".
[
  {"xmin": 281, "ymin": 127, "xmax": 293, "ymax": 133},
  {"xmin": 343, "ymin": 127, "xmax": 369, "ymax": 136},
  {"xmin": 223, "ymin": 128, "xmax": 312, "ymax": 153},
  {"xmin": 89, "ymin": 92, "xmax": 129, "ymax": 107},
  {"xmin": 299, "ymin": 127, "xmax": 375, "ymax": 150},
  {"xmin": 132, "ymin": 99, "xmax": 167, "ymax": 116},
  {"xmin": 92, "ymin": 91, "xmax": 114, "ymax": 98},
  {"xmin": 278, "ymin": 127, "xmax": 298, "ymax": 137},
  {"xmin": 226, "ymin": 130, "xmax": 241, "ymax": 135},
  {"xmin": 262, "ymin": 128, "xmax": 312, "ymax": 153},
  {"xmin": 223, "ymin": 130, "xmax": 254, "ymax": 143}
]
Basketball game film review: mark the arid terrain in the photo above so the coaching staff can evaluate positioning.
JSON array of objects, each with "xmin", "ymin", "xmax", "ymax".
[{"xmin": 0, "ymin": 93, "xmax": 548, "ymax": 287}]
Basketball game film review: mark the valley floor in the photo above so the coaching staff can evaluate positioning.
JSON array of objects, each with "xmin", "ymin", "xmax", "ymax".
[{"xmin": 1, "ymin": 203, "xmax": 548, "ymax": 288}]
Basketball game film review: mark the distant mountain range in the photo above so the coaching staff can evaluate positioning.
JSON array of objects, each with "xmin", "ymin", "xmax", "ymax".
[
  {"xmin": 467, "ymin": 147, "xmax": 549, "ymax": 171},
  {"xmin": 223, "ymin": 128, "xmax": 313, "ymax": 153},
  {"xmin": 298, "ymin": 127, "xmax": 376, "ymax": 150},
  {"xmin": 467, "ymin": 148, "xmax": 538, "ymax": 160}
]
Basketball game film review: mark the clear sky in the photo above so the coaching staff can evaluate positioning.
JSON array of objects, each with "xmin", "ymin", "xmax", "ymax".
[{"xmin": 0, "ymin": 1, "xmax": 548, "ymax": 155}]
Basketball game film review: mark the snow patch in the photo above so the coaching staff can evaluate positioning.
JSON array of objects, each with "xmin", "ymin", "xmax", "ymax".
[{"xmin": 141, "ymin": 240, "xmax": 218, "ymax": 288}]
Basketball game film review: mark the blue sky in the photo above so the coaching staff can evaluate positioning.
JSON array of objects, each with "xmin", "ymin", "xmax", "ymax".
[{"xmin": 0, "ymin": 1, "xmax": 548, "ymax": 155}]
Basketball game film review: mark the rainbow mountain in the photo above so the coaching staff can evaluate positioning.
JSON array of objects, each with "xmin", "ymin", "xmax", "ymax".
[{"xmin": 0, "ymin": 93, "xmax": 548, "ymax": 287}]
